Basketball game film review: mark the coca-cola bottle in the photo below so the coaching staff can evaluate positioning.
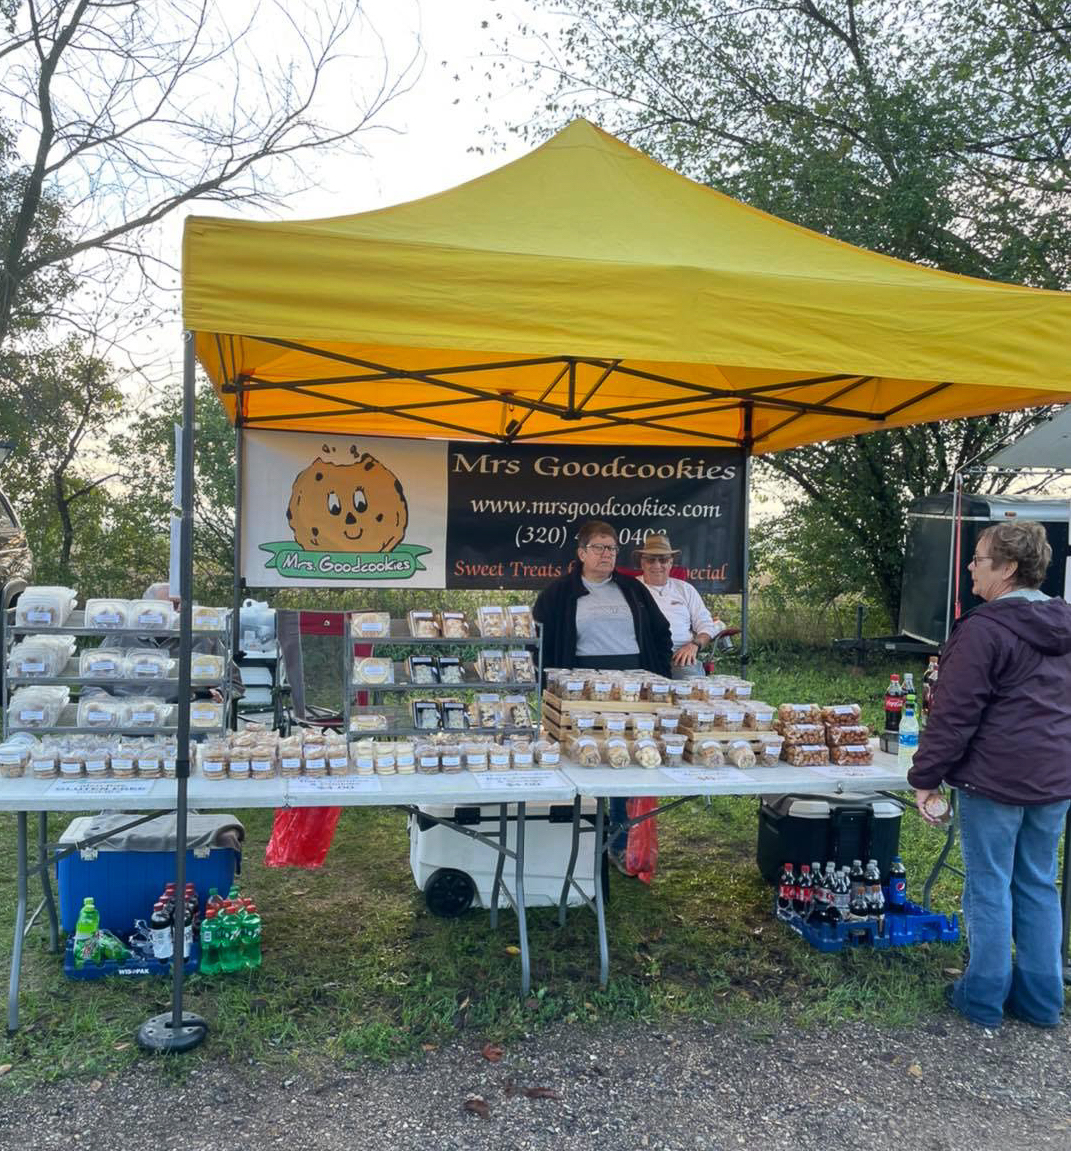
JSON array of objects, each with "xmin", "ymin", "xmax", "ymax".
[
  {"xmin": 883, "ymin": 674, "xmax": 904, "ymax": 732},
  {"xmin": 865, "ymin": 859, "xmax": 885, "ymax": 916},
  {"xmin": 794, "ymin": 864, "xmax": 813, "ymax": 916},
  {"xmin": 776, "ymin": 863, "xmax": 796, "ymax": 914},
  {"xmin": 849, "ymin": 859, "xmax": 865, "ymax": 907}
]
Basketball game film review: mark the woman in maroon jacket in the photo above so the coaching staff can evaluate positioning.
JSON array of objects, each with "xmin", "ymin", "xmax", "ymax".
[{"xmin": 908, "ymin": 521, "xmax": 1071, "ymax": 1029}]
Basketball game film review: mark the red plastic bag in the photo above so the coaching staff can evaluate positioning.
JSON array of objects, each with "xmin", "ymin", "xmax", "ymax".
[
  {"xmin": 264, "ymin": 806, "xmax": 341, "ymax": 868},
  {"xmin": 624, "ymin": 796, "xmax": 659, "ymax": 885}
]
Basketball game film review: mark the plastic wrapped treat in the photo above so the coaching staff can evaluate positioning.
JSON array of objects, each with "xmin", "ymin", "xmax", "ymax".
[
  {"xmin": 603, "ymin": 736, "xmax": 631, "ymax": 769},
  {"xmin": 189, "ymin": 699, "xmax": 222, "ymax": 730},
  {"xmin": 614, "ymin": 676, "xmax": 644, "ymax": 703},
  {"xmin": 8, "ymin": 686, "xmax": 69, "ymax": 729},
  {"xmin": 820, "ymin": 703, "xmax": 863, "ymax": 726},
  {"xmin": 414, "ymin": 742, "xmax": 440, "ymax": 775},
  {"xmin": 191, "ymin": 606, "xmax": 228, "ymax": 631},
  {"xmin": 352, "ymin": 744, "xmax": 376, "ymax": 777},
  {"xmin": 79, "ymin": 647, "xmax": 126, "ymax": 679},
  {"xmin": 825, "ymin": 724, "xmax": 872, "ymax": 747},
  {"xmin": 777, "ymin": 703, "xmax": 822, "ymax": 725},
  {"xmin": 508, "ymin": 650, "xmax": 536, "ymax": 684},
  {"xmin": 200, "ymin": 741, "xmax": 228, "ymax": 781},
  {"xmin": 9, "ymin": 636, "xmax": 76, "ymax": 678},
  {"xmin": 670, "ymin": 683, "xmax": 697, "ymax": 706},
  {"xmin": 251, "ymin": 745, "xmax": 279, "ymax": 779},
  {"xmin": 570, "ymin": 710, "xmax": 598, "ymax": 735},
  {"xmin": 326, "ymin": 739, "xmax": 351, "ymax": 777},
  {"xmin": 707, "ymin": 702, "xmax": 746, "ymax": 730},
  {"xmin": 349, "ymin": 712, "xmax": 389, "ymax": 733},
  {"xmin": 463, "ymin": 742, "xmax": 489, "ymax": 773},
  {"xmin": 228, "ymin": 753, "xmax": 252, "ymax": 781},
  {"xmin": 60, "ymin": 748, "xmax": 87, "ymax": 778},
  {"xmin": 631, "ymin": 737, "xmax": 662, "ymax": 769},
  {"xmin": 629, "ymin": 713, "xmax": 657, "ymax": 736},
  {"xmin": 586, "ymin": 676, "xmax": 614, "ymax": 704},
  {"xmin": 725, "ymin": 678, "xmax": 755, "ymax": 700},
  {"xmin": 599, "ymin": 712, "xmax": 628, "ymax": 736},
  {"xmin": 476, "ymin": 605, "xmax": 509, "ymax": 638},
  {"xmin": 780, "ymin": 743, "xmax": 830, "ymax": 767},
  {"xmin": 190, "ymin": 653, "xmax": 225, "ymax": 684},
  {"xmin": 125, "ymin": 697, "xmax": 171, "ymax": 729},
  {"xmin": 702, "ymin": 678, "xmax": 729, "ymax": 700},
  {"xmin": 395, "ymin": 741, "xmax": 417, "ymax": 775},
  {"xmin": 303, "ymin": 745, "xmax": 327, "ymax": 778},
  {"xmin": 678, "ymin": 705, "xmax": 717, "ymax": 733},
  {"xmin": 533, "ymin": 739, "xmax": 561, "ymax": 767},
  {"xmin": 569, "ymin": 735, "xmax": 602, "ymax": 768},
  {"xmin": 552, "ymin": 671, "xmax": 588, "ymax": 701},
  {"xmin": 469, "ymin": 694, "xmax": 500, "ymax": 730},
  {"xmin": 778, "ymin": 722, "xmax": 826, "ymax": 746},
  {"xmin": 507, "ymin": 604, "xmax": 536, "ymax": 638},
  {"xmin": 412, "ymin": 699, "xmax": 441, "ymax": 732},
  {"xmin": 643, "ymin": 678, "xmax": 672, "ymax": 704},
  {"xmin": 502, "ymin": 695, "xmax": 531, "ymax": 729},
  {"xmin": 689, "ymin": 738, "xmax": 725, "ymax": 768},
  {"xmin": 440, "ymin": 698, "xmax": 468, "ymax": 731},
  {"xmin": 79, "ymin": 597, "xmax": 130, "ymax": 629},
  {"xmin": 77, "ymin": 693, "xmax": 128, "ymax": 730},
  {"xmin": 655, "ymin": 706, "xmax": 683, "ymax": 733},
  {"xmin": 127, "ymin": 650, "xmax": 175, "ymax": 680},
  {"xmin": 660, "ymin": 733, "xmax": 687, "ymax": 766},
  {"xmin": 127, "ymin": 599, "xmax": 174, "ymax": 631},
  {"xmin": 477, "ymin": 650, "xmax": 508, "ymax": 684},
  {"xmin": 829, "ymin": 743, "xmax": 874, "ymax": 765},
  {"xmin": 353, "ymin": 656, "xmax": 394, "ymax": 686},
  {"xmin": 511, "ymin": 743, "xmax": 534, "ymax": 770},
  {"xmin": 726, "ymin": 740, "xmax": 757, "ymax": 769},
  {"xmin": 439, "ymin": 743, "xmax": 463, "ymax": 774},
  {"xmin": 374, "ymin": 745, "xmax": 397, "ymax": 776},
  {"xmin": 15, "ymin": 586, "xmax": 77, "ymax": 628},
  {"xmin": 743, "ymin": 702, "xmax": 776, "ymax": 731},
  {"xmin": 407, "ymin": 655, "xmax": 438, "ymax": 685},
  {"xmin": 488, "ymin": 744, "xmax": 511, "ymax": 772},
  {"xmin": 754, "ymin": 734, "xmax": 785, "ymax": 766},
  {"xmin": 350, "ymin": 611, "xmax": 391, "ymax": 639},
  {"xmin": 0, "ymin": 740, "xmax": 29, "ymax": 779},
  {"xmin": 437, "ymin": 656, "xmax": 465, "ymax": 684},
  {"xmin": 438, "ymin": 610, "xmax": 469, "ymax": 638},
  {"xmin": 407, "ymin": 609, "xmax": 440, "ymax": 638}
]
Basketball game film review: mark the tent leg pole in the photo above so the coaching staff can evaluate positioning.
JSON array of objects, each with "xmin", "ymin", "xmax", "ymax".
[
  {"xmin": 138, "ymin": 330, "xmax": 207, "ymax": 1054},
  {"xmin": 739, "ymin": 428, "xmax": 752, "ymax": 673}
]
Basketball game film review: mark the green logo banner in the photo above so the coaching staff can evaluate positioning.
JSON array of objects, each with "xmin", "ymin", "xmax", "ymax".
[{"xmin": 259, "ymin": 542, "xmax": 432, "ymax": 581}]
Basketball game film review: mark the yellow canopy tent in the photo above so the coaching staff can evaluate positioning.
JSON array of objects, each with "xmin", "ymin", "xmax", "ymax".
[{"xmin": 183, "ymin": 119, "xmax": 1071, "ymax": 452}]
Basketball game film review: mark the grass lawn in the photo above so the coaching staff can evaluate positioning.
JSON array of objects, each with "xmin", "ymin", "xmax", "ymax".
[{"xmin": 0, "ymin": 650, "xmax": 968, "ymax": 1089}]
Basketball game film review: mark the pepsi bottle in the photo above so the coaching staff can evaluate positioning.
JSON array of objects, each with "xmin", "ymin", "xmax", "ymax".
[{"xmin": 887, "ymin": 856, "xmax": 908, "ymax": 913}]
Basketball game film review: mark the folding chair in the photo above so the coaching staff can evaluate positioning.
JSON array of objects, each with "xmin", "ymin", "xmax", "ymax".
[{"xmin": 275, "ymin": 609, "xmax": 348, "ymax": 735}]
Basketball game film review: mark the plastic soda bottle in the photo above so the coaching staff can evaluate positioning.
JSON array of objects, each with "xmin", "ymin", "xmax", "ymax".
[
  {"xmin": 241, "ymin": 910, "xmax": 262, "ymax": 970},
  {"xmin": 206, "ymin": 887, "xmax": 224, "ymax": 915},
  {"xmin": 898, "ymin": 695, "xmax": 920, "ymax": 768},
  {"xmin": 794, "ymin": 864, "xmax": 813, "ymax": 915},
  {"xmin": 199, "ymin": 908, "xmax": 220, "ymax": 975},
  {"xmin": 73, "ymin": 897, "xmax": 100, "ymax": 969},
  {"xmin": 883, "ymin": 674, "xmax": 903, "ymax": 732},
  {"xmin": 149, "ymin": 900, "xmax": 173, "ymax": 961},
  {"xmin": 887, "ymin": 856, "xmax": 908, "ymax": 912},
  {"xmin": 865, "ymin": 859, "xmax": 885, "ymax": 914},
  {"xmin": 776, "ymin": 863, "xmax": 795, "ymax": 914},
  {"xmin": 220, "ymin": 904, "xmax": 245, "ymax": 973}
]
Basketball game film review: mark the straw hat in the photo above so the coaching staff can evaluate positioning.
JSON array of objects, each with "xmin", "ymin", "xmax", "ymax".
[{"xmin": 633, "ymin": 533, "xmax": 681, "ymax": 561}]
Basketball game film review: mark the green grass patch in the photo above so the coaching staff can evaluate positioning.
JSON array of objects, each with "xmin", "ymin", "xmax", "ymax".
[{"xmin": 0, "ymin": 649, "xmax": 964, "ymax": 1090}]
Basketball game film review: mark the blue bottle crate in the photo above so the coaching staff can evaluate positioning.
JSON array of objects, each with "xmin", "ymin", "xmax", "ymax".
[
  {"xmin": 63, "ymin": 938, "xmax": 200, "ymax": 981},
  {"xmin": 775, "ymin": 896, "xmax": 958, "ymax": 952}
]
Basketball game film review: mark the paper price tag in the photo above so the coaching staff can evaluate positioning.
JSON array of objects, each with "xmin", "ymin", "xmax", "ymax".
[
  {"xmin": 471, "ymin": 770, "xmax": 564, "ymax": 791},
  {"xmin": 289, "ymin": 775, "xmax": 382, "ymax": 793},
  {"xmin": 49, "ymin": 779, "xmax": 156, "ymax": 796},
  {"xmin": 661, "ymin": 766, "xmax": 752, "ymax": 787}
]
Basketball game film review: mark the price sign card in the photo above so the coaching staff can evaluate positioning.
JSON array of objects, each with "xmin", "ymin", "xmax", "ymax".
[
  {"xmin": 471, "ymin": 770, "xmax": 564, "ymax": 791},
  {"xmin": 660, "ymin": 766, "xmax": 753, "ymax": 788},
  {"xmin": 289, "ymin": 776, "xmax": 382, "ymax": 794},
  {"xmin": 807, "ymin": 762, "xmax": 891, "ymax": 781},
  {"xmin": 49, "ymin": 779, "xmax": 157, "ymax": 797}
]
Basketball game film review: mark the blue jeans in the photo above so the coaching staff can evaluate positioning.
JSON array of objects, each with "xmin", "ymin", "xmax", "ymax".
[
  {"xmin": 609, "ymin": 797, "xmax": 628, "ymax": 857},
  {"xmin": 954, "ymin": 789, "xmax": 1069, "ymax": 1028}
]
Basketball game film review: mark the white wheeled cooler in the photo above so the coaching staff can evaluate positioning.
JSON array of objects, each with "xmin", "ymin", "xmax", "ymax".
[{"xmin": 409, "ymin": 800, "xmax": 598, "ymax": 917}]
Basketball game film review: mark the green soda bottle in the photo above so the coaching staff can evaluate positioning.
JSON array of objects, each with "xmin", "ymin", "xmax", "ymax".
[
  {"xmin": 220, "ymin": 904, "xmax": 244, "ymax": 974},
  {"xmin": 199, "ymin": 908, "xmax": 220, "ymax": 975},
  {"xmin": 73, "ymin": 897, "xmax": 99, "ymax": 969},
  {"xmin": 241, "ymin": 908, "xmax": 262, "ymax": 970}
]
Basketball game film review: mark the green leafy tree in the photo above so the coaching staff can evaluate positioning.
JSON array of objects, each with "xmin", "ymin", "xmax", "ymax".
[{"xmin": 492, "ymin": 0, "xmax": 1070, "ymax": 618}]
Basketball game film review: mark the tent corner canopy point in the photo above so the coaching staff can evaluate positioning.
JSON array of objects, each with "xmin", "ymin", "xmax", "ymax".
[{"xmin": 182, "ymin": 117, "xmax": 1071, "ymax": 453}]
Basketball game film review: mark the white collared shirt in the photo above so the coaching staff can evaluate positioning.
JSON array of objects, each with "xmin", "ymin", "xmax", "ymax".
[{"xmin": 640, "ymin": 576, "xmax": 717, "ymax": 648}]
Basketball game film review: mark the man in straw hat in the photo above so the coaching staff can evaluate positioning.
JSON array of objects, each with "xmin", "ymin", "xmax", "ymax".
[{"xmin": 634, "ymin": 533, "xmax": 723, "ymax": 680}]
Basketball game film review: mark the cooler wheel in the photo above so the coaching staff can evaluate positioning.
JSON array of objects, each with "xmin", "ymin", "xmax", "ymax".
[{"xmin": 424, "ymin": 868, "xmax": 476, "ymax": 918}]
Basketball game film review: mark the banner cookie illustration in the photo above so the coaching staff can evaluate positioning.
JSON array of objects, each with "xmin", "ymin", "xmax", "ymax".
[{"xmin": 260, "ymin": 446, "xmax": 431, "ymax": 581}]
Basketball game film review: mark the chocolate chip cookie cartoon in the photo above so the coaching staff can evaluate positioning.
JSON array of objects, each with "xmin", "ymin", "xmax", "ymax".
[{"xmin": 286, "ymin": 452, "xmax": 409, "ymax": 552}]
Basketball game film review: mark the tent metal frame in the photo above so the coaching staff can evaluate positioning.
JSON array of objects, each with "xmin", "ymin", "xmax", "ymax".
[{"xmin": 212, "ymin": 335, "xmax": 952, "ymax": 448}]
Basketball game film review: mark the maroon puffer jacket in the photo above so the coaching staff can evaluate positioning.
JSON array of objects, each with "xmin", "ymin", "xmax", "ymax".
[{"xmin": 907, "ymin": 595, "xmax": 1071, "ymax": 805}]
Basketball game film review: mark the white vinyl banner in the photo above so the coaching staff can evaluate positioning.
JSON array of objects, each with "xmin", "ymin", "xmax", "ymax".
[{"xmin": 241, "ymin": 430, "xmax": 449, "ymax": 588}]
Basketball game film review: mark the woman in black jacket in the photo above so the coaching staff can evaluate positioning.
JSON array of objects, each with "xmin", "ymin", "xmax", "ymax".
[{"xmin": 533, "ymin": 520, "xmax": 671, "ymax": 870}]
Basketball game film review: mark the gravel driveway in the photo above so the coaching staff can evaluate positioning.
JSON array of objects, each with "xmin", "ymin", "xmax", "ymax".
[{"xmin": 1, "ymin": 1013, "xmax": 1068, "ymax": 1150}]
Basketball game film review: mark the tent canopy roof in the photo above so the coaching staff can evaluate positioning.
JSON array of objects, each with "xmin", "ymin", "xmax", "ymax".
[
  {"xmin": 182, "ymin": 119, "xmax": 1071, "ymax": 453},
  {"xmin": 987, "ymin": 406, "xmax": 1071, "ymax": 469}
]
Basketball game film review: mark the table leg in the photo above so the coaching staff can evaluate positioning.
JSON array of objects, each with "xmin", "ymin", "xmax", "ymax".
[
  {"xmin": 594, "ymin": 798, "xmax": 609, "ymax": 989},
  {"xmin": 7, "ymin": 812, "xmax": 28, "ymax": 1032},
  {"xmin": 559, "ymin": 796, "xmax": 582, "ymax": 927},
  {"xmin": 922, "ymin": 792, "xmax": 960, "ymax": 912},
  {"xmin": 490, "ymin": 803, "xmax": 507, "ymax": 931},
  {"xmin": 37, "ymin": 812, "xmax": 59, "ymax": 952},
  {"xmin": 515, "ymin": 801, "xmax": 530, "ymax": 998}
]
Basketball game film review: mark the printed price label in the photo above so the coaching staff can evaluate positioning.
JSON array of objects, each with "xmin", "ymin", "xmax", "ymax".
[
  {"xmin": 661, "ymin": 766, "xmax": 753, "ymax": 787},
  {"xmin": 807, "ymin": 762, "xmax": 891, "ymax": 780},
  {"xmin": 49, "ymin": 779, "xmax": 156, "ymax": 796},
  {"xmin": 288, "ymin": 775, "xmax": 382, "ymax": 794},
  {"xmin": 471, "ymin": 770, "xmax": 564, "ymax": 791}
]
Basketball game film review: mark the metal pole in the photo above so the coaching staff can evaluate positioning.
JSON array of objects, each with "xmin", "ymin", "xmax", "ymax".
[
  {"xmin": 230, "ymin": 423, "xmax": 244, "ymax": 729},
  {"xmin": 739, "ymin": 408, "xmax": 753, "ymax": 673},
  {"xmin": 138, "ymin": 331, "xmax": 207, "ymax": 1052}
]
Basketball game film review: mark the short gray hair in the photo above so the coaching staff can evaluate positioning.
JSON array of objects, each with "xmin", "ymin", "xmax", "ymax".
[{"xmin": 979, "ymin": 522, "xmax": 1052, "ymax": 589}]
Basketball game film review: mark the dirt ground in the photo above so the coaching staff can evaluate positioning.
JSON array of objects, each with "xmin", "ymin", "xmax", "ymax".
[{"xmin": 1, "ymin": 1011, "xmax": 1069, "ymax": 1150}]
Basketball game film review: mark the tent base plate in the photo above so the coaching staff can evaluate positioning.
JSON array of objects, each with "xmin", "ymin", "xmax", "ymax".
[{"xmin": 136, "ymin": 1011, "xmax": 208, "ymax": 1053}]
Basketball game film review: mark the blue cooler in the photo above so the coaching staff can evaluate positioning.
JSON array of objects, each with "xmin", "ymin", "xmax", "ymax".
[{"xmin": 57, "ymin": 813, "xmax": 243, "ymax": 936}]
